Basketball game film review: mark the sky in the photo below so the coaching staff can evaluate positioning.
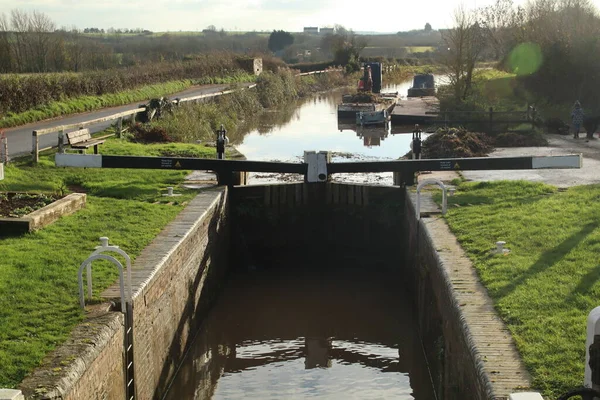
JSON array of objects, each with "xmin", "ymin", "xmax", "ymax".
[{"xmin": 1, "ymin": 0, "xmax": 600, "ymax": 33}]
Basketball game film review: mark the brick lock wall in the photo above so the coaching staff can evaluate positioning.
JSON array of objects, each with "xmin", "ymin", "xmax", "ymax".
[{"xmin": 20, "ymin": 189, "xmax": 230, "ymax": 400}]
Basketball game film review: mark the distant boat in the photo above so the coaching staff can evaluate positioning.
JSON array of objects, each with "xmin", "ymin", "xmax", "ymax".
[
  {"xmin": 356, "ymin": 110, "xmax": 389, "ymax": 126},
  {"xmin": 407, "ymin": 74, "xmax": 436, "ymax": 97}
]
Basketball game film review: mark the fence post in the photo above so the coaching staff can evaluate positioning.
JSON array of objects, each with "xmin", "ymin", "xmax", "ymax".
[
  {"xmin": 0, "ymin": 131, "xmax": 7, "ymax": 165},
  {"xmin": 117, "ymin": 117, "xmax": 123, "ymax": 139},
  {"xmin": 32, "ymin": 131, "xmax": 39, "ymax": 164},
  {"xmin": 489, "ymin": 107, "xmax": 494, "ymax": 134},
  {"xmin": 57, "ymin": 129, "xmax": 65, "ymax": 153}
]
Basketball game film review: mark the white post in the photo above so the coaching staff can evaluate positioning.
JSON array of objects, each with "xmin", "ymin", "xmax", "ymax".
[
  {"xmin": 416, "ymin": 179, "xmax": 447, "ymax": 220},
  {"xmin": 585, "ymin": 307, "xmax": 600, "ymax": 391},
  {"xmin": 32, "ymin": 131, "xmax": 39, "ymax": 163},
  {"xmin": 117, "ymin": 117, "xmax": 123, "ymax": 138}
]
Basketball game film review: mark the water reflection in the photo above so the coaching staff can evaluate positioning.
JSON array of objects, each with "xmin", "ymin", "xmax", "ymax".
[
  {"xmin": 165, "ymin": 266, "xmax": 436, "ymax": 400},
  {"xmin": 235, "ymin": 78, "xmax": 438, "ymax": 163}
]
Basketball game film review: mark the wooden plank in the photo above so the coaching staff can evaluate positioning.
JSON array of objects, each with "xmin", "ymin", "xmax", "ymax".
[
  {"xmin": 302, "ymin": 183, "xmax": 308, "ymax": 205},
  {"xmin": 392, "ymin": 97, "xmax": 439, "ymax": 118},
  {"xmin": 279, "ymin": 184, "xmax": 287, "ymax": 207},
  {"xmin": 66, "ymin": 129, "xmax": 91, "ymax": 144},
  {"xmin": 70, "ymin": 139, "xmax": 105, "ymax": 149},
  {"xmin": 295, "ymin": 184, "xmax": 302, "ymax": 207},
  {"xmin": 272, "ymin": 184, "xmax": 279, "ymax": 208},
  {"xmin": 332, "ymin": 183, "xmax": 340, "ymax": 204},
  {"xmin": 339, "ymin": 184, "xmax": 347, "ymax": 205},
  {"xmin": 348, "ymin": 184, "xmax": 355, "ymax": 205},
  {"xmin": 355, "ymin": 186, "xmax": 363, "ymax": 206},
  {"xmin": 286, "ymin": 183, "xmax": 295, "ymax": 208},
  {"xmin": 264, "ymin": 186, "xmax": 271, "ymax": 207},
  {"xmin": 325, "ymin": 183, "xmax": 332, "ymax": 205}
]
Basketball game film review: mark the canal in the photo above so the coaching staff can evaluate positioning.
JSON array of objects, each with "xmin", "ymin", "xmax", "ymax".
[{"xmin": 164, "ymin": 78, "xmax": 439, "ymax": 399}]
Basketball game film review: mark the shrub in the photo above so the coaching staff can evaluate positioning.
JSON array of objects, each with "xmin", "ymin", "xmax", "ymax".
[
  {"xmin": 0, "ymin": 53, "xmax": 257, "ymax": 115},
  {"xmin": 130, "ymin": 124, "xmax": 173, "ymax": 143}
]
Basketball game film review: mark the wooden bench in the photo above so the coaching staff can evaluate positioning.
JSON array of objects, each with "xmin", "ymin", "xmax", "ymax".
[{"xmin": 66, "ymin": 129, "xmax": 105, "ymax": 154}]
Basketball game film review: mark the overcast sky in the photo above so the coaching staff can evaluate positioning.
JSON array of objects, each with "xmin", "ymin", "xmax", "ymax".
[{"xmin": 2, "ymin": 0, "xmax": 600, "ymax": 32}]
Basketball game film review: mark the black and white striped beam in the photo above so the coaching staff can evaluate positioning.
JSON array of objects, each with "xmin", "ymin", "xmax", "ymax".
[
  {"xmin": 55, "ymin": 154, "xmax": 307, "ymax": 174},
  {"xmin": 55, "ymin": 153, "xmax": 582, "ymax": 174}
]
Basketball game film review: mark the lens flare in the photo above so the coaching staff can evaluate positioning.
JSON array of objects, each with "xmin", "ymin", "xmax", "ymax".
[{"xmin": 508, "ymin": 43, "xmax": 543, "ymax": 76}]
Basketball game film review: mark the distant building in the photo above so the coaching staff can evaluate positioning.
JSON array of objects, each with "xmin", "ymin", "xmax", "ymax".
[
  {"xmin": 303, "ymin": 27, "xmax": 319, "ymax": 35},
  {"xmin": 320, "ymin": 28, "xmax": 334, "ymax": 35}
]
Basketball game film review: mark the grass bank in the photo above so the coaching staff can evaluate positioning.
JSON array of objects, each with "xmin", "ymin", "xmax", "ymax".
[
  {"xmin": 442, "ymin": 180, "xmax": 600, "ymax": 398},
  {"xmin": 0, "ymin": 72, "xmax": 256, "ymax": 129},
  {"xmin": 0, "ymin": 139, "xmax": 231, "ymax": 388}
]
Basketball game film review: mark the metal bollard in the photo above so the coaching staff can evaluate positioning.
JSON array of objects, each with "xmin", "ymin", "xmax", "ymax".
[
  {"xmin": 587, "ymin": 307, "xmax": 600, "ymax": 393},
  {"xmin": 216, "ymin": 124, "xmax": 228, "ymax": 160}
]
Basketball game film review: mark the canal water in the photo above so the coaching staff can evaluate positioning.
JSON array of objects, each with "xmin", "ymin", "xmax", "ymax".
[
  {"xmin": 236, "ymin": 79, "xmax": 429, "ymax": 185},
  {"xmin": 165, "ymin": 263, "xmax": 436, "ymax": 400},
  {"xmin": 164, "ymin": 79, "xmax": 438, "ymax": 399}
]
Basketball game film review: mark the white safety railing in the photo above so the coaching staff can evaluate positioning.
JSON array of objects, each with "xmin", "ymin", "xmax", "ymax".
[
  {"xmin": 415, "ymin": 179, "xmax": 447, "ymax": 220},
  {"xmin": 78, "ymin": 237, "xmax": 132, "ymax": 310}
]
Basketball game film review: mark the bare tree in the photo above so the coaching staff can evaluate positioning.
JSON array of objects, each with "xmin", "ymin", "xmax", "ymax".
[
  {"xmin": 0, "ymin": 13, "xmax": 13, "ymax": 72},
  {"xmin": 479, "ymin": 0, "xmax": 523, "ymax": 60},
  {"xmin": 11, "ymin": 9, "xmax": 32, "ymax": 72},
  {"xmin": 29, "ymin": 10, "xmax": 56, "ymax": 72},
  {"xmin": 441, "ymin": 6, "xmax": 488, "ymax": 100}
]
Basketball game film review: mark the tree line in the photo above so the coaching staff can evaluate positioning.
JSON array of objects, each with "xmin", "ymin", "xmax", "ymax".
[
  {"xmin": 0, "ymin": 9, "xmax": 270, "ymax": 73},
  {"xmin": 441, "ymin": 0, "xmax": 600, "ymax": 112}
]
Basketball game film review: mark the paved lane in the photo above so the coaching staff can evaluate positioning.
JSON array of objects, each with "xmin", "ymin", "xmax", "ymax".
[{"xmin": 2, "ymin": 83, "xmax": 250, "ymax": 158}]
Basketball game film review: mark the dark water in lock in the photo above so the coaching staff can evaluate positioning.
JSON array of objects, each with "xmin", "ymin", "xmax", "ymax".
[{"xmin": 164, "ymin": 265, "xmax": 436, "ymax": 400}]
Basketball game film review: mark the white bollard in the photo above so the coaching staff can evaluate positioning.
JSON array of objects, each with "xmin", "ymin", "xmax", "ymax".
[
  {"xmin": 509, "ymin": 393, "xmax": 544, "ymax": 400},
  {"xmin": 496, "ymin": 241, "xmax": 507, "ymax": 254},
  {"xmin": 585, "ymin": 306, "xmax": 600, "ymax": 390},
  {"xmin": 162, "ymin": 187, "xmax": 181, "ymax": 197},
  {"xmin": 99, "ymin": 237, "xmax": 109, "ymax": 248}
]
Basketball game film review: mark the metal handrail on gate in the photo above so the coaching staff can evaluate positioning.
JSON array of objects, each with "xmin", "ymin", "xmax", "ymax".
[
  {"xmin": 78, "ymin": 237, "xmax": 132, "ymax": 310},
  {"xmin": 416, "ymin": 179, "xmax": 447, "ymax": 220}
]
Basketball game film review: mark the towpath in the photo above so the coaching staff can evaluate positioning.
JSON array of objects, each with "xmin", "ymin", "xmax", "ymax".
[
  {"xmin": 421, "ymin": 134, "xmax": 600, "ymax": 187},
  {"xmin": 1, "ymin": 83, "xmax": 253, "ymax": 158}
]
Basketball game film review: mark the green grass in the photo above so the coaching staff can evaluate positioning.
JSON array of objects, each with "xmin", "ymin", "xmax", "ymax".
[
  {"xmin": 405, "ymin": 46, "xmax": 436, "ymax": 53},
  {"xmin": 0, "ymin": 139, "xmax": 227, "ymax": 387},
  {"xmin": 0, "ymin": 72, "xmax": 256, "ymax": 129},
  {"xmin": 440, "ymin": 180, "xmax": 600, "ymax": 398}
]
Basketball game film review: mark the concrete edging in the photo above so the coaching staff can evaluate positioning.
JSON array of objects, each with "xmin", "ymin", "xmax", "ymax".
[{"xmin": 0, "ymin": 193, "xmax": 86, "ymax": 233}]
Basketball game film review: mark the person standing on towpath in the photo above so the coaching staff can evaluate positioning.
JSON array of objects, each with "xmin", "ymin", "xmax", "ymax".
[{"xmin": 571, "ymin": 100, "xmax": 585, "ymax": 139}]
